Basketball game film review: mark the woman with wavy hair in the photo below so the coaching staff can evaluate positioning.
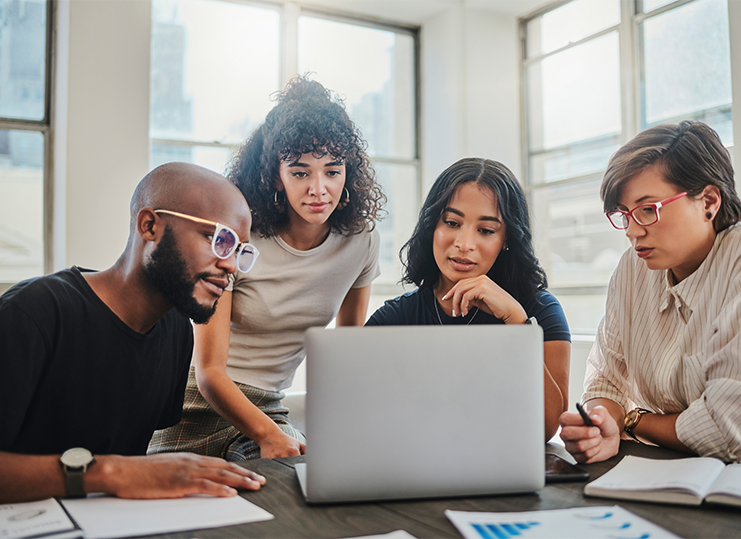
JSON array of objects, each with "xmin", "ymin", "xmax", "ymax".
[
  {"xmin": 367, "ymin": 158, "xmax": 571, "ymax": 440},
  {"xmin": 149, "ymin": 76, "xmax": 385, "ymax": 460}
]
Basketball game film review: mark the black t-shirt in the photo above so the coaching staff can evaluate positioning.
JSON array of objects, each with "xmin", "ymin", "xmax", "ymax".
[
  {"xmin": 366, "ymin": 287, "xmax": 571, "ymax": 342},
  {"xmin": 0, "ymin": 267, "xmax": 194, "ymax": 456}
]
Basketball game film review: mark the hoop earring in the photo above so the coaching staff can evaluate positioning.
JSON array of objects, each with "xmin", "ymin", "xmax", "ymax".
[
  {"xmin": 273, "ymin": 190, "xmax": 286, "ymax": 212},
  {"xmin": 338, "ymin": 187, "xmax": 350, "ymax": 210}
]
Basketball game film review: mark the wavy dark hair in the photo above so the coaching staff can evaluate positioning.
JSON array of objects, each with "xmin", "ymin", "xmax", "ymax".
[
  {"xmin": 401, "ymin": 158, "xmax": 547, "ymax": 305},
  {"xmin": 602, "ymin": 121, "xmax": 741, "ymax": 232},
  {"xmin": 227, "ymin": 75, "xmax": 385, "ymax": 237}
]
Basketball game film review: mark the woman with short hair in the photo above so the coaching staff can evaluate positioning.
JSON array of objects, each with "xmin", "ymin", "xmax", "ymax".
[{"xmin": 560, "ymin": 121, "xmax": 741, "ymax": 463}]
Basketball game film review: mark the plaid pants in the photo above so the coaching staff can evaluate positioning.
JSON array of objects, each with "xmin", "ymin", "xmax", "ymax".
[{"xmin": 147, "ymin": 367, "xmax": 305, "ymax": 461}]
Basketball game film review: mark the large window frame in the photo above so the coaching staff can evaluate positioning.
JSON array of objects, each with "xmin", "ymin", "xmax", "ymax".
[
  {"xmin": 148, "ymin": 0, "xmax": 421, "ymax": 296},
  {"xmin": 0, "ymin": 0, "xmax": 55, "ymax": 292},
  {"xmin": 520, "ymin": 0, "xmax": 732, "ymax": 333}
]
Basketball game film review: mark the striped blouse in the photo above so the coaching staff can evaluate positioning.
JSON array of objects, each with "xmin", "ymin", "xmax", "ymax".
[{"xmin": 583, "ymin": 224, "xmax": 741, "ymax": 462}]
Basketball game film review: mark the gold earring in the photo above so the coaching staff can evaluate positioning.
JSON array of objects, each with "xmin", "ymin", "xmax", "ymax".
[{"xmin": 273, "ymin": 190, "xmax": 286, "ymax": 212}]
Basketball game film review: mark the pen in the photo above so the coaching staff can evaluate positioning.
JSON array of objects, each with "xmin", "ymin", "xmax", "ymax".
[{"xmin": 576, "ymin": 402, "xmax": 595, "ymax": 427}]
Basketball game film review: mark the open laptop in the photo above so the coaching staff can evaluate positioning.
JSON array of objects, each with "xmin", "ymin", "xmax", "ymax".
[{"xmin": 295, "ymin": 324, "xmax": 545, "ymax": 504}]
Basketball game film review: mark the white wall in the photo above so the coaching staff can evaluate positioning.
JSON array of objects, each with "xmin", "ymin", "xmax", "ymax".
[
  {"xmin": 54, "ymin": 0, "xmax": 152, "ymax": 272},
  {"xmin": 420, "ymin": 6, "xmax": 521, "ymax": 194}
]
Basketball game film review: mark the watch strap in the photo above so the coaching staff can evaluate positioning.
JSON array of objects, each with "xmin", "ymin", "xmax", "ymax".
[{"xmin": 64, "ymin": 467, "xmax": 87, "ymax": 498}]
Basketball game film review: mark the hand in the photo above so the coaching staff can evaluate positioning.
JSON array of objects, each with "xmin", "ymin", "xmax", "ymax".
[
  {"xmin": 559, "ymin": 405, "xmax": 621, "ymax": 463},
  {"xmin": 92, "ymin": 453, "xmax": 266, "ymax": 499},
  {"xmin": 257, "ymin": 429, "xmax": 305, "ymax": 459},
  {"xmin": 442, "ymin": 275, "xmax": 527, "ymax": 323}
]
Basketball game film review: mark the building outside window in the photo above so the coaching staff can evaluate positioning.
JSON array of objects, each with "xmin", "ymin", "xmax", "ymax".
[
  {"xmin": 0, "ymin": 0, "xmax": 51, "ymax": 287},
  {"xmin": 149, "ymin": 0, "xmax": 419, "ymax": 290},
  {"xmin": 522, "ymin": 0, "xmax": 732, "ymax": 333}
]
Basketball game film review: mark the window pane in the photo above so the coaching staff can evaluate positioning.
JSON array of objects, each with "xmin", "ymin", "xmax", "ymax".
[
  {"xmin": 641, "ymin": 0, "xmax": 732, "ymax": 141},
  {"xmin": 530, "ymin": 179, "xmax": 628, "ymax": 329},
  {"xmin": 298, "ymin": 17, "xmax": 415, "ymax": 160},
  {"xmin": 640, "ymin": 0, "xmax": 676, "ymax": 13},
  {"xmin": 526, "ymin": 0, "xmax": 620, "ymax": 57},
  {"xmin": 527, "ymin": 32, "xmax": 621, "ymax": 183},
  {"xmin": 373, "ymin": 162, "xmax": 418, "ymax": 286},
  {"xmin": 0, "ymin": 130, "xmax": 44, "ymax": 282},
  {"xmin": 150, "ymin": 0, "xmax": 279, "ymax": 144},
  {"xmin": 151, "ymin": 142, "xmax": 233, "ymax": 175},
  {"xmin": 0, "ymin": 0, "xmax": 47, "ymax": 121}
]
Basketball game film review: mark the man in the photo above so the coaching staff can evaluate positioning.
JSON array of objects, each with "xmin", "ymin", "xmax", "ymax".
[{"xmin": 0, "ymin": 163, "xmax": 266, "ymax": 503}]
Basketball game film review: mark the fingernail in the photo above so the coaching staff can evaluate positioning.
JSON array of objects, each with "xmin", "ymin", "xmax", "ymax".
[
  {"xmin": 452, "ymin": 310, "xmax": 456, "ymax": 317},
  {"xmin": 442, "ymin": 294, "xmax": 447, "ymax": 300}
]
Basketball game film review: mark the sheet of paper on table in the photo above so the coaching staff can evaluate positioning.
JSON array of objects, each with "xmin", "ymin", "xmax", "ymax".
[
  {"xmin": 0, "ymin": 498, "xmax": 76, "ymax": 539},
  {"xmin": 341, "ymin": 531, "xmax": 418, "ymax": 539},
  {"xmin": 60, "ymin": 494, "xmax": 273, "ymax": 539},
  {"xmin": 446, "ymin": 505, "xmax": 680, "ymax": 539}
]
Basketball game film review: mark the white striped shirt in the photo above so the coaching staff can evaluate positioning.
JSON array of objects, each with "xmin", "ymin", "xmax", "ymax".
[{"xmin": 584, "ymin": 224, "xmax": 741, "ymax": 462}]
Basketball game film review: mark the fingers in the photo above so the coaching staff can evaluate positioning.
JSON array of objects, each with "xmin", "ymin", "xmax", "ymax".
[{"xmin": 299, "ymin": 443, "xmax": 306, "ymax": 455}]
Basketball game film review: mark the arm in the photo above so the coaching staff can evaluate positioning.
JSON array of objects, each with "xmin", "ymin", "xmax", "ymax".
[
  {"xmin": 194, "ymin": 292, "xmax": 305, "ymax": 459},
  {"xmin": 335, "ymin": 285, "xmax": 372, "ymax": 326},
  {"xmin": 0, "ymin": 451, "xmax": 265, "ymax": 504},
  {"xmin": 543, "ymin": 340, "xmax": 570, "ymax": 441}
]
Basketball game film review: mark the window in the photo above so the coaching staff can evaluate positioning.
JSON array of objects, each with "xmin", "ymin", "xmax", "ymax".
[
  {"xmin": 0, "ymin": 0, "xmax": 52, "ymax": 285},
  {"xmin": 149, "ymin": 0, "xmax": 419, "ymax": 289},
  {"xmin": 522, "ymin": 0, "xmax": 732, "ymax": 333}
]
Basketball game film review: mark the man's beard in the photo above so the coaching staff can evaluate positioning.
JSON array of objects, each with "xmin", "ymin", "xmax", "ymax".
[{"xmin": 143, "ymin": 225, "xmax": 219, "ymax": 324}]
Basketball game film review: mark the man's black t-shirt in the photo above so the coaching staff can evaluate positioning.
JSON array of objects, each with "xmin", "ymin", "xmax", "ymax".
[{"xmin": 0, "ymin": 267, "xmax": 194, "ymax": 456}]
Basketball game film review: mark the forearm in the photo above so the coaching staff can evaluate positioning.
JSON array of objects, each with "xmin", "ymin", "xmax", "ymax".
[
  {"xmin": 543, "ymin": 366, "xmax": 565, "ymax": 441},
  {"xmin": 0, "ymin": 453, "xmax": 66, "ymax": 502},
  {"xmin": 196, "ymin": 367, "xmax": 281, "ymax": 443},
  {"xmin": 635, "ymin": 413, "xmax": 693, "ymax": 453}
]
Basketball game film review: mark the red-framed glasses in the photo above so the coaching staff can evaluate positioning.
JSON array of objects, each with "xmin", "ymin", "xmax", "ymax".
[{"xmin": 606, "ymin": 192, "xmax": 688, "ymax": 230}]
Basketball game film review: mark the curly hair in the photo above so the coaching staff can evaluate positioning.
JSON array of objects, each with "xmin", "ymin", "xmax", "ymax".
[
  {"xmin": 227, "ymin": 75, "xmax": 386, "ymax": 237},
  {"xmin": 401, "ymin": 158, "xmax": 547, "ymax": 306},
  {"xmin": 601, "ymin": 121, "xmax": 741, "ymax": 232}
]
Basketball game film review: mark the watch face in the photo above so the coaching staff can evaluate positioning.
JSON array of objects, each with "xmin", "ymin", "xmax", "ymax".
[
  {"xmin": 61, "ymin": 447, "xmax": 94, "ymax": 467},
  {"xmin": 624, "ymin": 410, "xmax": 639, "ymax": 430}
]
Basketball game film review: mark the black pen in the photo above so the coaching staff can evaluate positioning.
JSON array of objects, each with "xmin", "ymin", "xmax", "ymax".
[{"xmin": 576, "ymin": 402, "xmax": 595, "ymax": 427}]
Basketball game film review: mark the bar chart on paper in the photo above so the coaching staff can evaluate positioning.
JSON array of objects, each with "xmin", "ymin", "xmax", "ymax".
[
  {"xmin": 471, "ymin": 521, "xmax": 540, "ymax": 539},
  {"xmin": 445, "ymin": 506, "xmax": 680, "ymax": 539}
]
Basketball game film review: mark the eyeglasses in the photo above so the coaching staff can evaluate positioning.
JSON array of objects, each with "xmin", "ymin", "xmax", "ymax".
[
  {"xmin": 154, "ymin": 209, "xmax": 259, "ymax": 273},
  {"xmin": 605, "ymin": 192, "xmax": 688, "ymax": 230}
]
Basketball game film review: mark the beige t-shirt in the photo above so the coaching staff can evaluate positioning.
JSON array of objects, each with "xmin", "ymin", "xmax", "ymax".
[{"xmin": 225, "ymin": 227, "xmax": 380, "ymax": 391}]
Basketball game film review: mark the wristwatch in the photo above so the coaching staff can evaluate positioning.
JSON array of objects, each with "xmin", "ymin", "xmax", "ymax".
[
  {"xmin": 624, "ymin": 408, "xmax": 652, "ymax": 440},
  {"xmin": 60, "ymin": 447, "xmax": 95, "ymax": 498},
  {"xmin": 524, "ymin": 316, "xmax": 538, "ymax": 325}
]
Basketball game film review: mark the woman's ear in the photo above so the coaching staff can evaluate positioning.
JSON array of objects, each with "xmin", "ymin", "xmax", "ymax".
[{"xmin": 701, "ymin": 185, "xmax": 722, "ymax": 219}]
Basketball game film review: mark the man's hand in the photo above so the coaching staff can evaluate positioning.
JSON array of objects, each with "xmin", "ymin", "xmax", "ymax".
[
  {"xmin": 257, "ymin": 430, "xmax": 305, "ymax": 459},
  {"xmin": 559, "ymin": 405, "xmax": 621, "ymax": 463},
  {"xmin": 90, "ymin": 453, "xmax": 266, "ymax": 499}
]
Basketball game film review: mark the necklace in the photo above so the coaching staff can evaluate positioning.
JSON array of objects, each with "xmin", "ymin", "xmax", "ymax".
[{"xmin": 434, "ymin": 298, "xmax": 479, "ymax": 326}]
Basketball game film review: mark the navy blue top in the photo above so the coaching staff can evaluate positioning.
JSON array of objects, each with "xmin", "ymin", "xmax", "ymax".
[{"xmin": 366, "ymin": 287, "xmax": 571, "ymax": 342}]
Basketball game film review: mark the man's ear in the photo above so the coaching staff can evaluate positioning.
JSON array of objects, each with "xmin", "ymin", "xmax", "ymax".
[{"xmin": 137, "ymin": 209, "xmax": 159, "ymax": 242}]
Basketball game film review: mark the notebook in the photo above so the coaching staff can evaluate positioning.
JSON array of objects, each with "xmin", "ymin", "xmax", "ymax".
[{"xmin": 295, "ymin": 324, "xmax": 545, "ymax": 504}]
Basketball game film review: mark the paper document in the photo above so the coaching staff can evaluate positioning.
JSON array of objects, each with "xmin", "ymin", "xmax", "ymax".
[
  {"xmin": 60, "ymin": 494, "xmax": 272, "ymax": 539},
  {"xmin": 0, "ymin": 498, "xmax": 76, "ymax": 539},
  {"xmin": 342, "ymin": 532, "xmax": 417, "ymax": 539},
  {"xmin": 446, "ymin": 506, "xmax": 679, "ymax": 539}
]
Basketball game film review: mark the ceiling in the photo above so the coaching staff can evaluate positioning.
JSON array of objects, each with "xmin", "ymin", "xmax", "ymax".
[{"xmin": 300, "ymin": 0, "xmax": 552, "ymax": 26}]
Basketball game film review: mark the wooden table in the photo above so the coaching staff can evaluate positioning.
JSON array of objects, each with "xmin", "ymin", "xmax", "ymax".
[{"xmin": 154, "ymin": 441, "xmax": 741, "ymax": 539}]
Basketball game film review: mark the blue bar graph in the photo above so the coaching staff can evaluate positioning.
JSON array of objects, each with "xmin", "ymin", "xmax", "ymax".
[{"xmin": 471, "ymin": 521, "xmax": 540, "ymax": 539}]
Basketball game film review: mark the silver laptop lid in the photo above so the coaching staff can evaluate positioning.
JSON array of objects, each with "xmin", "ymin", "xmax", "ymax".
[{"xmin": 300, "ymin": 325, "xmax": 545, "ymax": 503}]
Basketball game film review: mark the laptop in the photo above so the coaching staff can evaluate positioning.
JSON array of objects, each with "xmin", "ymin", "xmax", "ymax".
[{"xmin": 295, "ymin": 324, "xmax": 545, "ymax": 504}]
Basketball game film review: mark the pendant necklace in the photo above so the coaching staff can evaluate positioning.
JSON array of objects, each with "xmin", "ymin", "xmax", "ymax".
[{"xmin": 434, "ymin": 297, "xmax": 479, "ymax": 326}]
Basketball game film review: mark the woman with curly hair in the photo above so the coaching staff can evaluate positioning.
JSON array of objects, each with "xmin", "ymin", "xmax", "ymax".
[
  {"xmin": 366, "ymin": 158, "xmax": 570, "ymax": 440},
  {"xmin": 149, "ymin": 76, "xmax": 385, "ymax": 460}
]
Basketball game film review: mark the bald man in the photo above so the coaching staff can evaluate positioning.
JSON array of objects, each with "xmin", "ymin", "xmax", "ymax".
[{"xmin": 0, "ymin": 163, "xmax": 266, "ymax": 503}]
